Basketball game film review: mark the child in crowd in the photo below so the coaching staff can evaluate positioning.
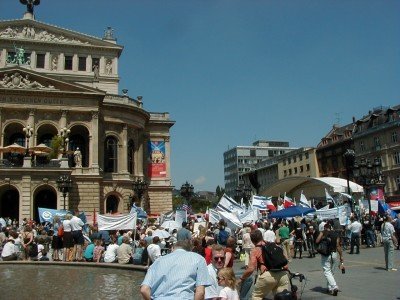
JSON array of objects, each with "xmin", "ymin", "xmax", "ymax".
[
  {"xmin": 93, "ymin": 239, "xmax": 104, "ymax": 263},
  {"xmin": 83, "ymin": 241, "xmax": 95, "ymax": 262},
  {"xmin": 217, "ymin": 267, "xmax": 240, "ymax": 300},
  {"xmin": 39, "ymin": 249, "xmax": 50, "ymax": 261}
]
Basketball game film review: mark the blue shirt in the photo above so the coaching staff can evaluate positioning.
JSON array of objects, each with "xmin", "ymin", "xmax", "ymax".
[
  {"xmin": 141, "ymin": 249, "xmax": 212, "ymax": 299},
  {"xmin": 84, "ymin": 243, "xmax": 95, "ymax": 259}
]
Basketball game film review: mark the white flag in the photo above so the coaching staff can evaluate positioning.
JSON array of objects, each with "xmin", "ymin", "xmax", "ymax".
[
  {"xmin": 217, "ymin": 194, "xmax": 244, "ymax": 214},
  {"xmin": 325, "ymin": 188, "xmax": 338, "ymax": 207},
  {"xmin": 299, "ymin": 191, "xmax": 311, "ymax": 208},
  {"xmin": 98, "ymin": 213, "xmax": 136, "ymax": 231}
]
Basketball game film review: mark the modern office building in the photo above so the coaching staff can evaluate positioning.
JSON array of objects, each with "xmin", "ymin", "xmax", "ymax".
[
  {"xmin": 0, "ymin": 5, "xmax": 174, "ymax": 222},
  {"xmin": 223, "ymin": 140, "xmax": 297, "ymax": 197}
]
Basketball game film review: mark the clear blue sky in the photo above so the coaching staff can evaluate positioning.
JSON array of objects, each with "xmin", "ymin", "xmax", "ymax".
[{"xmin": 2, "ymin": 1, "xmax": 400, "ymax": 192}]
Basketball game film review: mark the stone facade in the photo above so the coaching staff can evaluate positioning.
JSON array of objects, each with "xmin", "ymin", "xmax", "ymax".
[{"xmin": 0, "ymin": 11, "xmax": 174, "ymax": 222}]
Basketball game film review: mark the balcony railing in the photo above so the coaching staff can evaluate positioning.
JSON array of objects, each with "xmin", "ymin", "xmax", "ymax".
[{"xmin": 0, "ymin": 159, "xmax": 61, "ymax": 168}]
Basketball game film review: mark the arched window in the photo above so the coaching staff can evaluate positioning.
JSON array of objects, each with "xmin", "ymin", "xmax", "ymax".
[
  {"xmin": 104, "ymin": 136, "xmax": 118, "ymax": 172},
  {"xmin": 38, "ymin": 133, "xmax": 54, "ymax": 147},
  {"xmin": 70, "ymin": 134, "xmax": 87, "ymax": 167},
  {"xmin": 9, "ymin": 132, "xmax": 25, "ymax": 147},
  {"xmin": 106, "ymin": 195, "xmax": 119, "ymax": 214},
  {"xmin": 128, "ymin": 139, "xmax": 134, "ymax": 174}
]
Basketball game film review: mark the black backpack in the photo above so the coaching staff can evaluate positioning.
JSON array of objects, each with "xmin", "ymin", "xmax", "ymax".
[
  {"xmin": 317, "ymin": 235, "xmax": 333, "ymax": 256},
  {"xmin": 258, "ymin": 242, "xmax": 288, "ymax": 270}
]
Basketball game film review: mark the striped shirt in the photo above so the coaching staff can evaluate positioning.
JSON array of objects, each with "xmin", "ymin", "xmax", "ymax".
[{"xmin": 142, "ymin": 249, "xmax": 212, "ymax": 299}]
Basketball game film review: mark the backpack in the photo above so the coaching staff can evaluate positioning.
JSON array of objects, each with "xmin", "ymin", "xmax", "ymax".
[
  {"xmin": 133, "ymin": 247, "xmax": 144, "ymax": 263},
  {"xmin": 57, "ymin": 225, "xmax": 64, "ymax": 237},
  {"xmin": 317, "ymin": 236, "xmax": 332, "ymax": 256},
  {"xmin": 259, "ymin": 242, "xmax": 288, "ymax": 270},
  {"xmin": 218, "ymin": 229, "xmax": 229, "ymax": 246}
]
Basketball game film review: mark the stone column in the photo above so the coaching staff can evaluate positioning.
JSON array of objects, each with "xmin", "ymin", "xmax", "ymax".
[
  {"xmin": 137, "ymin": 132, "xmax": 145, "ymax": 177},
  {"xmin": 21, "ymin": 176, "xmax": 32, "ymax": 220},
  {"xmin": 45, "ymin": 52, "xmax": 50, "ymax": 70},
  {"xmin": 120, "ymin": 124, "xmax": 128, "ymax": 173},
  {"xmin": 73, "ymin": 54, "xmax": 78, "ymax": 71},
  {"xmin": 164, "ymin": 136, "xmax": 171, "ymax": 179},
  {"xmin": 99, "ymin": 56, "xmax": 105, "ymax": 75},
  {"xmin": 113, "ymin": 57, "xmax": 118, "ymax": 75},
  {"xmin": 0, "ymin": 49, "xmax": 6, "ymax": 67},
  {"xmin": 91, "ymin": 111, "xmax": 99, "ymax": 170},
  {"xmin": 87, "ymin": 55, "xmax": 92, "ymax": 73},
  {"xmin": 30, "ymin": 51, "xmax": 36, "ymax": 68},
  {"xmin": 59, "ymin": 53, "xmax": 65, "ymax": 71}
]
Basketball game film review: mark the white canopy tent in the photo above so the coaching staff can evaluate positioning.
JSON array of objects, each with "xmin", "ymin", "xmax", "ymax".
[{"xmin": 261, "ymin": 176, "xmax": 364, "ymax": 199}]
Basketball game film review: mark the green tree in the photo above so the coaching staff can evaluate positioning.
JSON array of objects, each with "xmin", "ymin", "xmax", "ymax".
[{"xmin": 50, "ymin": 136, "xmax": 63, "ymax": 159}]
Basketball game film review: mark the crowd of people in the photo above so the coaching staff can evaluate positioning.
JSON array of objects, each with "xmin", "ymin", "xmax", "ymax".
[{"xmin": 0, "ymin": 210, "xmax": 399, "ymax": 299}]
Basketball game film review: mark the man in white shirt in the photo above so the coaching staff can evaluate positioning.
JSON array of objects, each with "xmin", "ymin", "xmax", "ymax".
[
  {"xmin": 147, "ymin": 236, "xmax": 161, "ymax": 264},
  {"xmin": 1, "ymin": 234, "xmax": 18, "ymax": 261},
  {"xmin": 70, "ymin": 210, "xmax": 85, "ymax": 261},
  {"xmin": 263, "ymin": 221, "xmax": 276, "ymax": 243},
  {"xmin": 205, "ymin": 244, "xmax": 225, "ymax": 300},
  {"xmin": 104, "ymin": 237, "xmax": 119, "ymax": 263},
  {"xmin": 347, "ymin": 216, "xmax": 362, "ymax": 254}
]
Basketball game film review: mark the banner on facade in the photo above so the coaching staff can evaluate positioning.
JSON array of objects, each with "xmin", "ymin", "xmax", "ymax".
[
  {"xmin": 97, "ymin": 213, "xmax": 137, "ymax": 230},
  {"xmin": 148, "ymin": 140, "xmax": 166, "ymax": 178}
]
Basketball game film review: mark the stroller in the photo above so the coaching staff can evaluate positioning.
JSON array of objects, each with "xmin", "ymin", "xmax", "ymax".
[{"xmin": 274, "ymin": 270, "xmax": 306, "ymax": 300}]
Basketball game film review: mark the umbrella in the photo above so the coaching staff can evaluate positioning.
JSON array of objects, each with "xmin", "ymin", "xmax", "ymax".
[
  {"xmin": 268, "ymin": 206, "xmax": 316, "ymax": 219},
  {"xmin": 161, "ymin": 220, "xmax": 181, "ymax": 231},
  {"xmin": 30, "ymin": 143, "xmax": 52, "ymax": 153},
  {"xmin": 153, "ymin": 229, "xmax": 171, "ymax": 239},
  {"xmin": 0, "ymin": 143, "xmax": 26, "ymax": 154}
]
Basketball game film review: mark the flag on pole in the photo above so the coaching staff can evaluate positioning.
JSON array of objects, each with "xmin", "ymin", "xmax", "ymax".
[
  {"xmin": 283, "ymin": 193, "xmax": 295, "ymax": 208},
  {"xmin": 216, "ymin": 194, "xmax": 244, "ymax": 214},
  {"xmin": 299, "ymin": 191, "xmax": 311, "ymax": 208},
  {"xmin": 251, "ymin": 195, "xmax": 276, "ymax": 211},
  {"xmin": 325, "ymin": 188, "xmax": 338, "ymax": 207}
]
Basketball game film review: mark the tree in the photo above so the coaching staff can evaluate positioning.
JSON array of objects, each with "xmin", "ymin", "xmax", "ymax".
[{"xmin": 49, "ymin": 136, "xmax": 63, "ymax": 159}]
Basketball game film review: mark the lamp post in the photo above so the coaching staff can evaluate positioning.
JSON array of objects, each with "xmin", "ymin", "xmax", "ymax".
[
  {"xmin": 352, "ymin": 157, "xmax": 384, "ymax": 223},
  {"xmin": 22, "ymin": 125, "xmax": 33, "ymax": 157},
  {"xmin": 180, "ymin": 181, "xmax": 194, "ymax": 204},
  {"xmin": 60, "ymin": 127, "xmax": 70, "ymax": 158},
  {"xmin": 343, "ymin": 149, "xmax": 356, "ymax": 211},
  {"xmin": 235, "ymin": 184, "xmax": 252, "ymax": 205},
  {"xmin": 132, "ymin": 178, "xmax": 148, "ymax": 209},
  {"xmin": 56, "ymin": 174, "xmax": 72, "ymax": 210}
]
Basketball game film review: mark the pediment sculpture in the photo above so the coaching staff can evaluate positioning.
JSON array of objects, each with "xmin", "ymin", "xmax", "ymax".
[
  {"xmin": 0, "ymin": 72, "xmax": 56, "ymax": 90},
  {"xmin": 0, "ymin": 25, "xmax": 89, "ymax": 44}
]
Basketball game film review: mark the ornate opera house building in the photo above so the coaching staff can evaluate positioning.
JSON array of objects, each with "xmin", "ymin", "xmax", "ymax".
[{"xmin": 0, "ymin": 7, "xmax": 174, "ymax": 221}]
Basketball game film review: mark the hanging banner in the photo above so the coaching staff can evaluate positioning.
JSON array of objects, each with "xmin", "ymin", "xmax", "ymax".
[
  {"xmin": 97, "ymin": 213, "xmax": 137, "ymax": 230},
  {"xmin": 38, "ymin": 207, "xmax": 69, "ymax": 223},
  {"xmin": 148, "ymin": 140, "xmax": 166, "ymax": 178},
  {"xmin": 369, "ymin": 186, "xmax": 385, "ymax": 201}
]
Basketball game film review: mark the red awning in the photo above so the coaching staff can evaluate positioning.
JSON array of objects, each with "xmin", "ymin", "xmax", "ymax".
[{"xmin": 388, "ymin": 201, "xmax": 400, "ymax": 208}]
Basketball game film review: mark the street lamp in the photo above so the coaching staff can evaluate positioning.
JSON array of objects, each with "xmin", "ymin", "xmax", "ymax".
[
  {"xmin": 60, "ymin": 127, "xmax": 70, "ymax": 158},
  {"xmin": 132, "ymin": 178, "xmax": 148, "ymax": 209},
  {"xmin": 235, "ymin": 184, "xmax": 252, "ymax": 205},
  {"xmin": 56, "ymin": 174, "xmax": 72, "ymax": 210},
  {"xmin": 180, "ymin": 181, "xmax": 194, "ymax": 204},
  {"xmin": 22, "ymin": 125, "xmax": 33, "ymax": 157},
  {"xmin": 352, "ymin": 157, "xmax": 384, "ymax": 223},
  {"xmin": 343, "ymin": 149, "xmax": 356, "ymax": 211}
]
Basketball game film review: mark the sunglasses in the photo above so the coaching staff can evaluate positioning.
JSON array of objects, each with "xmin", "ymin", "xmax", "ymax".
[{"xmin": 213, "ymin": 256, "xmax": 225, "ymax": 262}]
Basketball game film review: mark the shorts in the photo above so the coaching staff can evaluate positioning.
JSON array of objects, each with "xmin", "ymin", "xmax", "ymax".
[
  {"xmin": 52, "ymin": 236, "xmax": 63, "ymax": 250},
  {"xmin": 72, "ymin": 230, "xmax": 84, "ymax": 245},
  {"xmin": 63, "ymin": 232, "xmax": 74, "ymax": 248}
]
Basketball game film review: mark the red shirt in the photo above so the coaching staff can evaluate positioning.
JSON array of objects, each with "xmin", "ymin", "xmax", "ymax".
[
  {"xmin": 224, "ymin": 247, "xmax": 234, "ymax": 267},
  {"xmin": 204, "ymin": 247, "xmax": 212, "ymax": 265}
]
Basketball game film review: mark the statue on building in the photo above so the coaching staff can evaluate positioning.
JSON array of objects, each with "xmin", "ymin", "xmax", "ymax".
[
  {"xmin": 74, "ymin": 147, "xmax": 82, "ymax": 168},
  {"xmin": 105, "ymin": 59, "xmax": 112, "ymax": 75},
  {"xmin": 51, "ymin": 55, "xmax": 58, "ymax": 71},
  {"xmin": 93, "ymin": 64, "xmax": 99, "ymax": 80},
  {"xmin": 19, "ymin": 0, "xmax": 40, "ymax": 14}
]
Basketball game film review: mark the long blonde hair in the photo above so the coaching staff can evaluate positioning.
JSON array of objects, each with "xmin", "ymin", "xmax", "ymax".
[{"xmin": 218, "ymin": 267, "xmax": 237, "ymax": 290}]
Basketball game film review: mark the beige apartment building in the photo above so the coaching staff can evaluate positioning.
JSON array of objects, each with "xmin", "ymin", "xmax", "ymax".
[
  {"xmin": 278, "ymin": 147, "xmax": 319, "ymax": 179},
  {"xmin": 0, "ymin": 9, "xmax": 174, "ymax": 221}
]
